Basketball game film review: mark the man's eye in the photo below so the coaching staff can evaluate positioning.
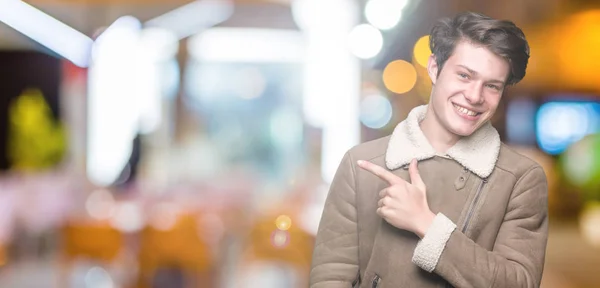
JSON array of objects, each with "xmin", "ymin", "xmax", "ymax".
[
  {"xmin": 458, "ymin": 73, "xmax": 469, "ymax": 79},
  {"xmin": 486, "ymin": 84, "xmax": 501, "ymax": 90}
]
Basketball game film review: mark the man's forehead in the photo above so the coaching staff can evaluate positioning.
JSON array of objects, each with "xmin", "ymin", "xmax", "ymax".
[{"xmin": 448, "ymin": 42, "xmax": 509, "ymax": 80}]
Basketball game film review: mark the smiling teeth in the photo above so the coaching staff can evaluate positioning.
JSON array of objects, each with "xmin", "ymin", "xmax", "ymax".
[{"xmin": 454, "ymin": 104, "xmax": 478, "ymax": 116}]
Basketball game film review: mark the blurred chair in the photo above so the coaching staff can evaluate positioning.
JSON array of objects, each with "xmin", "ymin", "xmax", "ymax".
[
  {"xmin": 59, "ymin": 220, "xmax": 125, "ymax": 287},
  {"xmin": 135, "ymin": 212, "xmax": 216, "ymax": 288},
  {"xmin": 0, "ymin": 242, "xmax": 6, "ymax": 268},
  {"xmin": 237, "ymin": 212, "xmax": 314, "ymax": 288}
]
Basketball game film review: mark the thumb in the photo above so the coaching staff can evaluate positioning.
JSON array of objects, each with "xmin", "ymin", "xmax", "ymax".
[{"xmin": 409, "ymin": 159, "xmax": 425, "ymax": 191}]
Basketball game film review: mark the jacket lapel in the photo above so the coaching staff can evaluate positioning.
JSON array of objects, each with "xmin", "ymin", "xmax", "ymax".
[{"xmin": 385, "ymin": 105, "xmax": 501, "ymax": 178}]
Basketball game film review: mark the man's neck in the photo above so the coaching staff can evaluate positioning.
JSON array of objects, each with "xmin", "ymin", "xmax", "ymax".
[{"xmin": 419, "ymin": 109, "xmax": 461, "ymax": 154}]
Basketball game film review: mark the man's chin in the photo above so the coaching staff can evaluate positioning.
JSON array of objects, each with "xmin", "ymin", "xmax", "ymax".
[{"xmin": 450, "ymin": 125, "xmax": 477, "ymax": 137}]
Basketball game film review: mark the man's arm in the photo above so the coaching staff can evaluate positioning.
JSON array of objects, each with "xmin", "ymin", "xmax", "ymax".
[
  {"xmin": 412, "ymin": 166, "xmax": 549, "ymax": 288},
  {"xmin": 309, "ymin": 152, "xmax": 360, "ymax": 288}
]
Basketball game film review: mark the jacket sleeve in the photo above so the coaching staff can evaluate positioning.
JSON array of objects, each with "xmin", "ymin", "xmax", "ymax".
[
  {"xmin": 309, "ymin": 151, "xmax": 360, "ymax": 288},
  {"xmin": 411, "ymin": 166, "xmax": 549, "ymax": 288}
]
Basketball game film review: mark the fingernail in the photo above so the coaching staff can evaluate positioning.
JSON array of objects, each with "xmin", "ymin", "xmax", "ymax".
[{"xmin": 357, "ymin": 160, "xmax": 364, "ymax": 166}]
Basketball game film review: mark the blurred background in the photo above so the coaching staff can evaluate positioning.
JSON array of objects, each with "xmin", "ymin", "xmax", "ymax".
[{"xmin": 0, "ymin": 0, "xmax": 599, "ymax": 287}]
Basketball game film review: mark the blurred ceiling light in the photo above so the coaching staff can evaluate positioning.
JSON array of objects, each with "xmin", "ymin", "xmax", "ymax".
[
  {"xmin": 291, "ymin": 0, "xmax": 356, "ymax": 32},
  {"xmin": 188, "ymin": 28, "xmax": 305, "ymax": 62},
  {"xmin": 292, "ymin": 0, "xmax": 360, "ymax": 184},
  {"xmin": 348, "ymin": 24, "xmax": 383, "ymax": 59},
  {"xmin": 382, "ymin": 59, "xmax": 417, "ymax": 94},
  {"xmin": 135, "ymin": 28, "xmax": 179, "ymax": 135},
  {"xmin": 93, "ymin": 16, "xmax": 142, "ymax": 61},
  {"xmin": 0, "ymin": 0, "xmax": 93, "ymax": 67},
  {"xmin": 138, "ymin": 27, "xmax": 179, "ymax": 62},
  {"xmin": 364, "ymin": 0, "xmax": 408, "ymax": 30},
  {"xmin": 145, "ymin": 0, "xmax": 233, "ymax": 40},
  {"xmin": 87, "ymin": 16, "xmax": 142, "ymax": 187}
]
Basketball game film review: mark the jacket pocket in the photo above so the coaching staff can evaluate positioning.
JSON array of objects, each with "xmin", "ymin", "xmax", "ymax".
[{"xmin": 371, "ymin": 274, "xmax": 381, "ymax": 288}]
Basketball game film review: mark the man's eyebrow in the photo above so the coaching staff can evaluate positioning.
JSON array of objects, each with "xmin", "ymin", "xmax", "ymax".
[
  {"xmin": 457, "ymin": 64, "xmax": 478, "ymax": 76},
  {"xmin": 457, "ymin": 64, "xmax": 506, "ymax": 85}
]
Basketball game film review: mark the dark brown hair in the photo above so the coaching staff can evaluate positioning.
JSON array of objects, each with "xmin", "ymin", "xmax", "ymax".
[{"xmin": 429, "ymin": 11, "xmax": 530, "ymax": 85}]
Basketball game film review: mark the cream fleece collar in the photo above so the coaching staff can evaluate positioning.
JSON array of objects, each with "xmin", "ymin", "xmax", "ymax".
[{"xmin": 385, "ymin": 105, "xmax": 501, "ymax": 178}]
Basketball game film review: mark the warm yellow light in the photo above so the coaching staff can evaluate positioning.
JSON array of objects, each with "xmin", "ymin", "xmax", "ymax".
[
  {"xmin": 580, "ymin": 202, "xmax": 600, "ymax": 248},
  {"xmin": 275, "ymin": 215, "xmax": 292, "ymax": 231},
  {"xmin": 382, "ymin": 60, "xmax": 417, "ymax": 94},
  {"xmin": 413, "ymin": 35, "xmax": 431, "ymax": 67}
]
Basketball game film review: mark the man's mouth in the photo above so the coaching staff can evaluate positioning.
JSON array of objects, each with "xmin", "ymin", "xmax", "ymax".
[{"xmin": 453, "ymin": 103, "xmax": 482, "ymax": 117}]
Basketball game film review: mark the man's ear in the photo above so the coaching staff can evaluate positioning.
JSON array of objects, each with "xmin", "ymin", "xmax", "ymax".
[{"xmin": 427, "ymin": 54, "xmax": 439, "ymax": 85}]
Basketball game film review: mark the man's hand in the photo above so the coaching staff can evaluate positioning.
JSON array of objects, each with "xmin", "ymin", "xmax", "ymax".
[{"xmin": 357, "ymin": 158, "xmax": 435, "ymax": 238}]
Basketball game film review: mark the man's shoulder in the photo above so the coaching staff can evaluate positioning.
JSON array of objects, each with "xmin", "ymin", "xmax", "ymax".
[
  {"xmin": 347, "ymin": 135, "xmax": 391, "ymax": 163},
  {"xmin": 496, "ymin": 143, "xmax": 545, "ymax": 179}
]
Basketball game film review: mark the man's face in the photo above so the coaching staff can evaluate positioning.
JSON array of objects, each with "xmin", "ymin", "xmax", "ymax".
[{"xmin": 427, "ymin": 40, "xmax": 510, "ymax": 137}]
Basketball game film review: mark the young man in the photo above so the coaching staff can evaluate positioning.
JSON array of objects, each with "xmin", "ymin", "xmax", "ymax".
[{"xmin": 309, "ymin": 12, "xmax": 548, "ymax": 288}]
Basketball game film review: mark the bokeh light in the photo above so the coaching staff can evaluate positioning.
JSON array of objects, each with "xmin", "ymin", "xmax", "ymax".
[
  {"xmin": 382, "ymin": 59, "xmax": 417, "ymax": 94},
  {"xmin": 271, "ymin": 230, "xmax": 290, "ymax": 248},
  {"xmin": 110, "ymin": 201, "xmax": 144, "ymax": 233},
  {"xmin": 85, "ymin": 189, "xmax": 116, "ymax": 220},
  {"xmin": 555, "ymin": 10, "xmax": 600, "ymax": 91},
  {"xmin": 275, "ymin": 215, "xmax": 292, "ymax": 231},
  {"xmin": 413, "ymin": 35, "xmax": 431, "ymax": 67},
  {"xmin": 360, "ymin": 94, "xmax": 393, "ymax": 129},
  {"xmin": 536, "ymin": 102, "xmax": 600, "ymax": 155},
  {"xmin": 84, "ymin": 266, "xmax": 114, "ymax": 288},
  {"xmin": 580, "ymin": 202, "xmax": 600, "ymax": 248},
  {"xmin": 347, "ymin": 24, "xmax": 383, "ymax": 59},
  {"xmin": 364, "ymin": 0, "xmax": 407, "ymax": 30},
  {"xmin": 561, "ymin": 133, "xmax": 600, "ymax": 199}
]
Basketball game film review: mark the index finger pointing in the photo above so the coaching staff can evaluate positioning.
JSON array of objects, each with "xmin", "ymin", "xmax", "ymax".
[{"xmin": 357, "ymin": 160, "xmax": 403, "ymax": 185}]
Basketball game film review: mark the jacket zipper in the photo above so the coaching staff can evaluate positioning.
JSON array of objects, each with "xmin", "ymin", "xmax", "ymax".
[
  {"xmin": 352, "ymin": 271, "xmax": 361, "ymax": 288},
  {"xmin": 372, "ymin": 274, "xmax": 381, "ymax": 288},
  {"xmin": 461, "ymin": 178, "xmax": 487, "ymax": 234},
  {"xmin": 444, "ymin": 179, "xmax": 487, "ymax": 288}
]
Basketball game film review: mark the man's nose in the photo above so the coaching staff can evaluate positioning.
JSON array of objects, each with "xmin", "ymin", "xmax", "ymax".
[{"xmin": 464, "ymin": 84, "xmax": 484, "ymax": 105}]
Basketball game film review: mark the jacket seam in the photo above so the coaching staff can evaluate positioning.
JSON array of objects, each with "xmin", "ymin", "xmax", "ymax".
[
  {"xmin": 489, "ymin": 261, "xmax": 499, "ymax": 288},
  {"xmin": 509, "ymin": 165, "xmax": 543, "ymax": 197},
  {"xmin": 347, "ymin": 151, "xmax": 360, "ymax": 284},
  {"xmin": 489, "ymin": 165, "xmax": 543, "ymax": 285},
  {"xmin": 491, "ymin": 165, "xmax": 541, "ymax": 241},
  {"xmin": 349, "ymin": 151, "xmax": 383, "ymax": 284},
  {"xmin": 366, "ymin": 152, "xmax": 386, "ymax": 163},
  {"xmin": 493, "ymin": 165, "xmax": 518, "ymax": 181},
  {"xmin": 495, "ymin": 162, "xmax": 542, "ymax": 184}
]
